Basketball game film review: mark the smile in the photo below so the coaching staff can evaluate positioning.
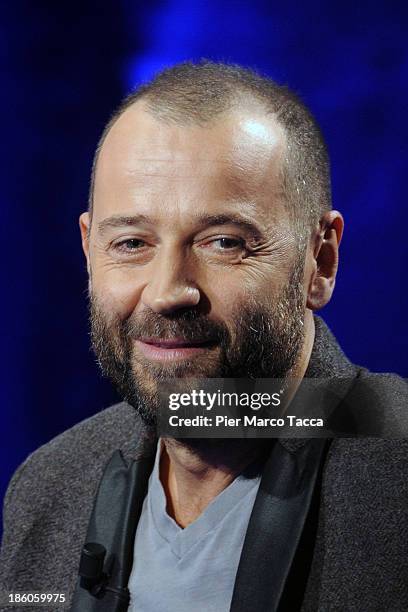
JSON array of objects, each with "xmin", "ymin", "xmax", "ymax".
[{"xmin": 134, "ymin": 338, "xmax": 216, "ymax": 361}]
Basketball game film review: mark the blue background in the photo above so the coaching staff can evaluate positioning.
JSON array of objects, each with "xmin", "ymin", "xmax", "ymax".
[{"xmin": 1, "ymin": 1, "xmax": 407, "ymax": 526}]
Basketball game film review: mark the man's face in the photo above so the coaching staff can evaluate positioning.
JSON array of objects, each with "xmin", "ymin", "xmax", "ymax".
[{"xmin": 82, "ymin": 102, "xmax": 309, "ymax": 423}]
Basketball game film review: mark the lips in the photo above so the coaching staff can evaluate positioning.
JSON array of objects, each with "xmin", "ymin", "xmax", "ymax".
[
  {"xmin": 139, "ymin": 337, "xmax": 212, "ymax": 348},
  {"xmin": 135, "ymin": 337, "xmax": 216, "ymax": 361}
]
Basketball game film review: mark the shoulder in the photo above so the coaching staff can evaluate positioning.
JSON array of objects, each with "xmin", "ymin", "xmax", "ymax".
[
  {"xmin": 2, "ymin": 401, "xmax": 143, "ymax": 532},
  {"xmin": 0, "ymin": 402, "xmax": 149, "ymax": 591},
  {"xmin": 318, "ymin": 363, "xmax": 408, "ymax": 482},
  {"xmin": 355, "ymin": 369, "xmax": 408, "ymax": 401},
  {"xmin": 8, "ymin": 400, "xmax": 143, "ymax": 486},
  {"xmin": 30, "ymin": 400, "xmax": 140, "ymax": 462},
  {"xmin": 349, "ymin": 369, "xmax": 408, "ymax": 435},
  {"xmin": 16, "ymin": 401, "xmax": 138, "ymax": 475},
  {"xmin": 324, "ymin": 372, "xmax": 408, "ymax": 503}
]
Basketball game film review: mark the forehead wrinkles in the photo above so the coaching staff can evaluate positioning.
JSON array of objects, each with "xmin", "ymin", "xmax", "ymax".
[{"xmin": 95, "ymin": 106, "xmax": 287, "ymax": 206}]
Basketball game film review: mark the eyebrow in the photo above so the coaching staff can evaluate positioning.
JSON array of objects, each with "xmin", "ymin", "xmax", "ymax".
[
  {"xmin": 98, "ymin": 214, "xmax": 153, "ymax": 234},
  {"xmin": 195, "ymin": 213, "xmax": 264, "ymax": 238},
  {"xmin": 97, "ymin": 212, "xmax": 265, "ymax": 238}
]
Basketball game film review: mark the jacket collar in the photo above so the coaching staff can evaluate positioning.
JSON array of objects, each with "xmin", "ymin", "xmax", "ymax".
[
  {"xmin": 276, "ymin": 315, "xmax": 356, "ymax": 454},
  {"xmin": 305, "ymin": 316, "xmax": 357, "ymax": 378}
]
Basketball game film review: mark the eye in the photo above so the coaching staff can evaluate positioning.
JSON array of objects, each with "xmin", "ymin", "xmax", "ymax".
[
  {"xmin": 212, "ymin": 237, "xmax": 245, "ymax": 250},
  {"xmin": 114, "ymin": 238, "xmax": 147, "ymax": 252}
]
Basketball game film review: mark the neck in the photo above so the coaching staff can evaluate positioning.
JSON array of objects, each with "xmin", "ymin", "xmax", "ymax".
[
  {"xmin": 159, "ymin": 438, "xmax": 269, "ymax": 528},
  {"xmin": 159, "ymin": 313, "xmax": 316, "ymax": 528}
]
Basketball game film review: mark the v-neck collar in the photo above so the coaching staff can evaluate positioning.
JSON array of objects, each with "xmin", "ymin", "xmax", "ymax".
[{"xmin": 147, "ymin": 441, "xmax": 262, "ymax": 559}]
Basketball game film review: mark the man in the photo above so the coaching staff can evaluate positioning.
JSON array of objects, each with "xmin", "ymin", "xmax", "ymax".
[{"xmin": 1, "ymin": 61, "xmax": 407, "ymax": 612}]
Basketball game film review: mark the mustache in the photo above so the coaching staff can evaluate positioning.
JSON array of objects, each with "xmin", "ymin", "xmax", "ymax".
[{"xmin": 121, "ymin": 307, "xmax": 230, "ymax": 345}]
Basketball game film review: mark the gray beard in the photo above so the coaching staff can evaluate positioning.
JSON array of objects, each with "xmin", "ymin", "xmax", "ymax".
[{"xmin": 89, "ymin": 256, "xmax": 306, "ymax": 427}]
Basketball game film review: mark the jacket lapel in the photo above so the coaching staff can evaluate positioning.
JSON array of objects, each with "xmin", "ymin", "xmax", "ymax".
[
  {"xmin": 230, "ymin": 316, "xmax": 356, "ymax": 612},
  {"xmin": 230, "ymin": 438, "xmax": 329, "ymax": 612},
  {"xmin": 70, "ymin": 447, "xmax": 156, "ymax": 612}
]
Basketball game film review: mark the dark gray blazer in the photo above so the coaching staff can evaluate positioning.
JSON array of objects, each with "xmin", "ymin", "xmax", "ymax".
[{"xmin": 1, "ymin": 317, "xmax": 408, "ymax": 611}]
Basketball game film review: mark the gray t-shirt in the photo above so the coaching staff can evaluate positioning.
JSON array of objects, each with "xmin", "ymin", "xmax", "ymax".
[{"xmin": 128, "ymin": 442, "xmax": 262, "ymax": 612}]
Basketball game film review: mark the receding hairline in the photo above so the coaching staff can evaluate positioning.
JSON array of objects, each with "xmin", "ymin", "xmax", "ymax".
[
  {"xmin": 88, "ymin": 61, "xmax": 332, "ymax": 233},
  {"xmin": 96, "ymin": 95, "xmax": 288, "ymax": 171},
  {"xmin": 90, "ymin": 94, "xmax": 290, "ymax": 214}
]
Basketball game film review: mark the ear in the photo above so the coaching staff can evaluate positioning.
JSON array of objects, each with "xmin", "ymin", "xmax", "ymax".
[
  {"xmin": 79, "ymin": 212, "xmax": 91, "ymax": 275},
  {"xmin": 306, "ymin": 210, "xmax": 344, "ymax": 311}
]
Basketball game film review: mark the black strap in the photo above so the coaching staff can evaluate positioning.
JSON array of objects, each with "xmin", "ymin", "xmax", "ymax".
[
  {"xmin": 70, "ymin": 450, "xmax": 155, "ymax": 612},
  {"xmin": 230, "ymin": 439, "xmax": 329, "ymax": 612}
]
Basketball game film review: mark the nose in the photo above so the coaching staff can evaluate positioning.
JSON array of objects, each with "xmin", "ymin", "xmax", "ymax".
[{"xmin": 140, "ymin": 249, "xmax": 201, "ymax": 315}]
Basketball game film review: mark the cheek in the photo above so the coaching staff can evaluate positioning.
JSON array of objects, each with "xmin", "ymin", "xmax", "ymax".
[
  {"xmin": 91, "ymin": 267, "xmax": 145, "ymax": 320},
  {"xmin": 191, "ymin": 265, "xmax": 245, "ymax": 314},
  {"xmin": 237, "ymin": 261, "xmax": 287, "ymax": 310},
  {"xmin": 202, "ymin": 273, "xmax": 266, "ymax": 336}
]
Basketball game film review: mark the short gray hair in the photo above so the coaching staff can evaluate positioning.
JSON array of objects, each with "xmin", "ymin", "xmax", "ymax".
[{"xmin": 89, "ymin": 60, "xmax": 331, "ymax": 234}]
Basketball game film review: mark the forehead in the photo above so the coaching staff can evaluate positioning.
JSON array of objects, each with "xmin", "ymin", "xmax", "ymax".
[{"xmin": 93, "ymin": 101, "xmax": 287, "ymax": 224}]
